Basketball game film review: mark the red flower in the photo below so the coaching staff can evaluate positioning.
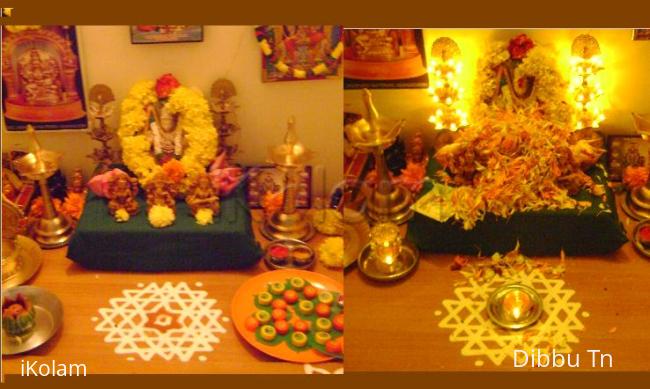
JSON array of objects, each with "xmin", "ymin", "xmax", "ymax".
[
  {"xmin": 155, "ymin": 73, "xmax": 181, "ymax": 99},
  {"xmin": 508, "ymin": 34, "xmax": 535, "ymax": 60}
]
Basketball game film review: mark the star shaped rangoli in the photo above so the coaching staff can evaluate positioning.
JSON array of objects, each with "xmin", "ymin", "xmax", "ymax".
[{"xmin": 93, "ymin": 282, "xmax": 228, "ymax": 362}]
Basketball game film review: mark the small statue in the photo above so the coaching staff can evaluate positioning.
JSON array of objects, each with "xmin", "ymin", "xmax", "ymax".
[
  {"xmin": 406, "ymin": 131, "xmax": 428, "ymax": 166},
  {"xmin": 106, "ymin": 173, "xmax": 139, "ymax": 217},
  {"xmin": 144, "ymin": 173, "xmax": 177, "ymax": 212},
  {"xmin": 69, "ymin": 168, "xmax": 85, "ymax": 194},
  {"xmin": 186, "ymin": 173, "xmax": 220, "ymax": 216}
]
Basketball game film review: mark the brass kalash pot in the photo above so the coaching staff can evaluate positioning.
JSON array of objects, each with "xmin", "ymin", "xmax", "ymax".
[
  {"xmin": 624, "ymin": 113, "xmax": 650, "ymax": 220},
  {"xmin": 345, "ymin": 89, "xmax": 413, "ymax": 224},
  {"xmin": 12, "ymin": 125, "xmax": 74, "ymax": 248},
  {"xmin": 260, "ymin": 117, "xmax": 316, "ymax": 241}
]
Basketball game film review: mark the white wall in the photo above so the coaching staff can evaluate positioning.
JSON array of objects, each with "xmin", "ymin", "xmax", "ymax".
[
  {"xmin": 2, "ymin": 25, "xmax": 343, "ymax": 195},
  {"xmin": 344, "ymin": 29, "xmax": 650, "ymax": 146}
]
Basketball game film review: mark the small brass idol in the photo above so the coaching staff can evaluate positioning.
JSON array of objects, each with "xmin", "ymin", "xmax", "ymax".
[
  {"xmin": 186, "ymin": 173, "xmax": 220, "ymax": 216},
  {"xmin": 13, "ymin": 126, "xmax": 74, "ymax": 248},
  {"xmin": 260, "ymin": 117, "xmax": 315, "ymax": 241},
  {"xmin": 345, "ymin": 89, "xmax": 413, "ymax": 224}
]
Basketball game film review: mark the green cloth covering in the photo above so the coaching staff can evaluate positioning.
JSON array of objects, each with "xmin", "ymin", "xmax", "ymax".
[
  {"xmin": 407, "ymin": 157, "xmax": 627, "ymax": 256},
  {"xmin": 67, "ymin": 185, "xmax": 263, "ymax": 271}
]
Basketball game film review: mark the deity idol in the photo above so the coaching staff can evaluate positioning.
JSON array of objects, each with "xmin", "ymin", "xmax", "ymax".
[
  {"xmin": 18, "ymin": 49, "xmax": 64, "ymax": 106},
  {"xmin": 186, "ymin": 173, "xmax": 220, "ymax": 216},
  {"xmin": 145, "ymin": 74, "xmax": 185, "ymax": 164}
]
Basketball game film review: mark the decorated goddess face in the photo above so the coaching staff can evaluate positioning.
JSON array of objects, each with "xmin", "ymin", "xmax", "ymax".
[{"xmin": 159, "ymin": 105, "xmax": 177, "ymax": 133}]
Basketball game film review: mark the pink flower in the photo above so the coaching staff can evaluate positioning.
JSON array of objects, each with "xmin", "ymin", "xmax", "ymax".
[
  {"xmin": 208, "ymin": 153, "xmax": 243, "ymax": 196},
  {"xmin": 87, "ymin": 169, "xmax": 137, "ymax": 198}
]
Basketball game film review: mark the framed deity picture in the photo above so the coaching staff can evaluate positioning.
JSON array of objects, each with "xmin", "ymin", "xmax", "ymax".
[
  {"xmin": 633, "ymin": 29, "xmax": 650, "ymax": 41},
  {"xmin": 130, "ymin": 25, "xmax": 203, "ymax": 44},
  {"xmin": 607, "ymin": 135, "xmax": 650, "ymax": 181},
  {"xmin": 343, "ymin": 29, "xmax": 429, "ymax": 89},
  {"xmin": 1, "ymin": 25, "xmax": 88, "ymax": 131},
  {"xmin": 255, "ymin": 25, "xmax": 343, "ymax": 82},
  {"xmin": 245, "ymin": 165, "xmax": 312, "ymax": 209}
]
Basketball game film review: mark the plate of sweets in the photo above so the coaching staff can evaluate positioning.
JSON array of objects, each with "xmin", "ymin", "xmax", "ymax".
[{"xmin": 231, "ymin": 269, "xmax": 343, "ymax": 363}]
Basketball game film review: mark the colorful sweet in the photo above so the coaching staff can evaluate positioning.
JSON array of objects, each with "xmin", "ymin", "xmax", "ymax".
[
  {"xmin": 298, "ymin": 300, "xmax": 315, "ymax": 315},
  {"xmin": 318, "ymin": 291, "xmax": 334, "ymax": 305},
  {"xmin": 291, "ymin": 331, "xmax": 308, "ymax": 348},
  {"xmin": 271, "ymin": 309, "xmax": 287, "ymax": 321},
  {"xmin": 315, "ymin": 331, "xmax": 331, "ymax": 345},
  {"xmin": 186, "ymin": 173, "xmax": 220, "ymax": 220},
  {"xmin": 333, "ymin": 313, "xmax": 344, "ymax": 332},
  {"xmin": 250, "ymin": 277, "xmax": 343, "ymax": 356},
  {"xmin": 2, "ymin": 294, "xmax": 36, "ymax": 337},
  {"xmin": 106, "ymin": 172, "xmax": 139, "ymax": 221},
  {"xmin": 258, "ymin": 292, "xmax": 273, "ymax": 306},
  {"xmin": 293, "ymin": 320, "xmax": 309, "ymax": 333},
  {"xmin": 245, "ymin": 317, "xmax": 260, "ymax": 331},
  {"xmin": 260, "ymin": 325, "xmax": 277, "ymax": 341},
  {"xmin": 303, "ymin": 285, "xmax": 318, "ymax": 300},
  {"xmin": 289, "ymin": 277, "xmax": 306, "ymax": 290},
  {"xmin": 254, "ymin": 310, "xmax": 271, "ymax": 324},
  {"xmin": 316, "ymin": 303, "xmax": 331, "ymax": 317},
  {"xmin": 274, "ymin": 320, "xmax": 290, "ymax": 335},
  {"xmin": 269, "ymin": 281, "xmax": 286, "ymax": 295},
  {"xmin": 272, "ymin": 299, "xmax": 287, "ymax": 310},
  {"xmin": 325, "ymin": 338, "xmax": 343, "ymax": 354},
  {"xmin": 315, "ymin": 317, "xmax": 332, "ymax": 332},
  {"xmin": 283, "ymin": 290, "xmax": 299, "ymax": 304}
]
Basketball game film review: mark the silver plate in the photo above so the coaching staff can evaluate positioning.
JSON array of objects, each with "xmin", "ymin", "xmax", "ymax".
[
  {"xmin": 263, "ymin": 238, "xmax": 315, "ymax": 270},
  {"xmin": 2, "ymin": 286, "xmax": 63, "ymax": 355}
]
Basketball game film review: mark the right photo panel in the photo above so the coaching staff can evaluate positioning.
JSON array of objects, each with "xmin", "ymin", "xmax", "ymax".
[{"xmin": 343, "ymin": 29, "xmax": 650, "ymax": 371}]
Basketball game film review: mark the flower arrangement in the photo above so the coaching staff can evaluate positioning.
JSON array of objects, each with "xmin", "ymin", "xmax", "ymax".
[
  {"xmin": 117, "ymin": 74, "xmax": 217, "ymax": 195},
  {"xmin": 421, "ymin": 109, "xmax": 605, "ymax": 230},
  {"xmin": 474, "ymin": 34, "xmax": 572, "ymax": 126}
]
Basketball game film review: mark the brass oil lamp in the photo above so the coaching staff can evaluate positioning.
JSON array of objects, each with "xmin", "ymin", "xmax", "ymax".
[
  {"xmin": 260, "ymin": 117, "xmax": 315, "ymax": 241},
  {"xmin": 345, "ymin": 89, "xmax": 413, "ymax": 224},
  {"xmin": 12, "ymin": 125, "xmax": 74, "ymax": 248}
]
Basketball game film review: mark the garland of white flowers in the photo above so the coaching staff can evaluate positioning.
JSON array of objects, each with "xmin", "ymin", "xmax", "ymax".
[
  {"xmin": 474, "ymin": 42, "xmax": 573, "ymax": 126},
  {"xmin": 117, "ymin": 80, "xmax": 217, "ymax": 194}
]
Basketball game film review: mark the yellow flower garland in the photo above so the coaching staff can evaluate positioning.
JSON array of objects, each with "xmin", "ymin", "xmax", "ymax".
[{"xmin": 118, "ymin": 81, "xmax": 217, "ymax": 194}]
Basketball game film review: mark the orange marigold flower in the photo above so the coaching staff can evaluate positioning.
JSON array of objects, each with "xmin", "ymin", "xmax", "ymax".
[
  {"xmin": 261, "ymin": 191, "xmax": 283, "ymax": 216},
  {"xmin": 623, "ymin": 166, "xmax": 649, "ymax": 189},
  {"xmin": 162, "ymin": 159, "xmax": 186, "ymax": 184}
]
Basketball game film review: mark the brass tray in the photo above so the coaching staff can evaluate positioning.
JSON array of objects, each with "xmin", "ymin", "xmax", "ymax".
[
  {"xmin": 263, "ymin": 238, "xmax": 315, "ymax": 270},
  {"xmin": 632, "ymin": 219, "xmax": 650, "ymax": 258},
  {"xmin": 2, "ymin": 286, "xmax": 63, "ymax": 355},
  {"xmin": 2, "ymin": 236, "xmax": 43, "ymax": 289},
  {"xmin": 357, "ymin": 242, "xmax": 419, "ymax": 281}
]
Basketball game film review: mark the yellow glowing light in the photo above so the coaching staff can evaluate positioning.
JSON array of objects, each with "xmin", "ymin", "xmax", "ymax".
[{"xmin": 428, "ymin": 37, "xmax": 467, "ymax": 132}]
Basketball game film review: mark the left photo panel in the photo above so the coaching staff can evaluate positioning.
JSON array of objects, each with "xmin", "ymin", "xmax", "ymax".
[{"xmin": 1, "ymin": 25, "xmax": 344, "ymax": 374}]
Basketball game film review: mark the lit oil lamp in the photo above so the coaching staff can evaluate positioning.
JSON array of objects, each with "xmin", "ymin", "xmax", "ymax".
[
  {"xmin": 357, "ymin": 221, "xmax": 419, "ymax": 281},
  {"xmin": 487, "ymin": 284, "xmax": 543, "ymax": 330}
]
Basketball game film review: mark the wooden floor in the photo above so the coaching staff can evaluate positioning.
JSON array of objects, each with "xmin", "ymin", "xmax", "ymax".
[
  {"xmin": 345, "ymin": 195, "xmax": 650, "ymax": 371},
  {"xmin": 2, "ymin": 211, "xmax": 343, "ymax": 374}
]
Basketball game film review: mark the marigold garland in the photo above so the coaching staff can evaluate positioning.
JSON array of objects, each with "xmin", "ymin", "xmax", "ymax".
[{"xmin": 117, "ymin": 80, "xmax": 217, "ymax": 194}]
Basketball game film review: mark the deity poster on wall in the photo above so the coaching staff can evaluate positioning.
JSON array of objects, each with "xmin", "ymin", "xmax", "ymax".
[
  {"xmin": 255, "ymin": 25, "xmax": 343, "ymax": 82},
  {"xmin": 2, "ymin": 25, "xmax": 88, "ymax": 130},
  {"xmin": 130, "ymin": 25, "xmax": 203, "ymax": 44},
  {"xmin": 343, "ymin": 29, "xmax": 429, "ymax": 89}
]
